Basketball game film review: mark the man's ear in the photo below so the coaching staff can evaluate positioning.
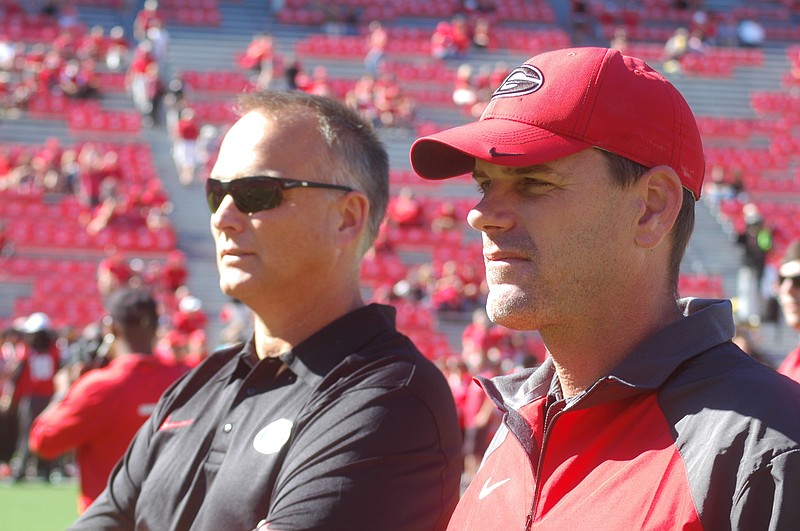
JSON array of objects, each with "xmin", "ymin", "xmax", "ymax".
[
  {"xmin": 336, "ymin": 191, "xmax": 370, "ymax": 247},
  {"xmin": 633, "ymin": 165, "xmax": 683, "ymax": 249}
]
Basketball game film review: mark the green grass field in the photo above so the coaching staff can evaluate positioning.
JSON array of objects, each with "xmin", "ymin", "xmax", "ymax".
[{"xmin": 0, "ymin": 479, "xmax": 79, "ymax": 530}]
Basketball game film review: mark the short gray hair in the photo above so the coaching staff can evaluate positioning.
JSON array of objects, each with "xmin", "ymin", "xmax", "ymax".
[{"xmin": 236, "ymin": 91, "xmax": 389, "ymax": 255}]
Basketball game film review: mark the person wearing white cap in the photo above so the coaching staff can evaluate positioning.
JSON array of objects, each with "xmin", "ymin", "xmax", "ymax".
[
  {"xmin": 410, "ymin": 46, "xmax": 800, "ymax": 529},
  {"xmin": 777, "ymin": 241, "xmax": 800, "ymax": 383},
  {"xmin": 6, "ymin": 312, "xmax": 60, "ymax": 482}
]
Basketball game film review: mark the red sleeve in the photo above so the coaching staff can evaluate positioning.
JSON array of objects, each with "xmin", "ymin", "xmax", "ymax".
[{"xmin": 28, "ymin": 369, "xmax": 115, "ymax": 459}]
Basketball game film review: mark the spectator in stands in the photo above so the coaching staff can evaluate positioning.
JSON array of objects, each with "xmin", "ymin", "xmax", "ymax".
[
  {"xmin": 84, "ymin": 177, "xmax": 124, "ymax": 236},
  {"xmin": 387, "ymin": 186, "xmax": 425, "ymax": 228},
  {"xmin": 145, "ymin": 18, "xmax": 170, "ymax": 65},
  {"xmin": 162, "ymin": 72, "xmax": 189, "ymax": 133},
  {"xmin": 7, "ymin": 312, "xmax": 60, "ymax": 483},
  {"xmin": 57, "ymin": 59, "xmax": 100, "ymax": 99},
  {"xmin": 161, "ymin": 250, "xmax": 188, "ymax": 293},
  {"xmin": 53, "ymin": 29, "xmax": 77, "ymax": 60},
  {"xmin": 73, "ymin": 90, "xmax": 461, "ymax": 530},
  {"xmin": 76, "ymin": 25, "xmax": 106, "ymax": 63},
  {"xmin": 452, "ymin": 63, "xmax": 477, "ymax": 111},
  {"xmin": 431, "ymin": 21, "xmax": 457, "ymax": 60},
  {"xmin": 410, "ymin": 46, "xmax": 800, "ymax": 528},
  {"xmin": 662, "ymin": 27, "xmax": 690, "ymax": 73},
  {"xmin": 59, "ymin": 148, "xmax": 80, "ymax": 194},
  {"xmin": 105, "ymin": 26, "xmax": 129, "ymax": 71},
  {"xmin": 432, "ymin": 259, "xmax": 469, "ymax": 312},
  {"xmin": 735, "ymin": 203, "xmax": 773, "ymax": 325},
  {"xmin": 471, "ymin": 17, "xmax": 492, "ymax": 49},
  {"xmin": 609, "ymin": 26, "xmax": 629, "ymax": 53},
  {"xmin": 194, "ymin": 124, "xmax": 220, "ymax": 181},
  {"xmin": 97, "ymin": 253, "xmax": 133, "ymax": 299},
  {"xmin": 283, "ymin": 55, "xmax": 310, "ymax": 91},
  {"xmin": 127, "ymin": 40, "xmax": 156, "ymax": 118},
  {"xmin": 238, "ymin": 33, "xmax": 278, "ymax": 90},
  {"xmin": 737, "ymin": 19, "xmax": 765, "ymax": 48},
  {"xmin": 75, "ymin": 144, "xmax": 108, "ymax": 207},
  {"xmin": 345, "ymin": 74, "xmax": 378, "ymax": 125},
  {"xmin": 702, "ymin": 164, "xmax": 736, "ymax": 208},
  {"xmin": 777, "ymin": 241, "xmax": 800, "ymax": 383},
  {"xmin": 430, "ymin": 199, "xmax": 459, "ymax": 233},
  {"xmin": 373, "ymin": 71, "xmax": 406, "ymax": 127},
  {"xmin": 714, "ymin": 12, "xmax": 739, "ymax": 47},
  {"xmin": 28, "ymin": 288, "xmax": 187, "ymax": 513},
  {"xmin": 305, "ymin": 65, "xmax": 333, "ymax": 98},
  {"xmin": 133, "ymin": 0, "xmax": 163, "ymax": 43},
  {"xmin": 363, "ymin": 20, "xmax": 387, "ymax": 78},
  {"xmin": 4, "ymin": 151, "xmax": 35, "ymax": 193},
  {"xmin": 172, "ymin": 107, "xmax": 201, "ymax": 185},
  {"xmin": 387, "ymin": 262, "xmax": 432, "ymax": 305},
  {"xmin": 449, "ymin": 15, "xmax": 471, "ymax": 57},
  {"xmin": 57, "ymin": 2, "xmax": 80, "ymax": 29},
  {"xmin": 141, "ymin": 62, "xmax": 165, "ymax": 127}
]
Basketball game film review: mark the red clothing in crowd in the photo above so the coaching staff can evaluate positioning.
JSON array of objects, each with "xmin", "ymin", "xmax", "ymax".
[
  {"xmin": 778, "ymin": 345, "xmax": 800, "ymax": 384},
  {"xmin": 12, "ymin": 343, "xmax": 59, "ymax": 401},
  {"xmin": 177, "ymin": 114, "xmax": 200, "ymax": 141},
  {"xmin": 29, "ymin": 355, "xmax": 187, "ymax": 512}
]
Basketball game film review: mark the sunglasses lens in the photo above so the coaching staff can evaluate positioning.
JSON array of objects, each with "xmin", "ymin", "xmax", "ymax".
[
  {"xmin": 235, "ymin": 179, "xmax": 282, "ymax": 212},
  {"xmin": 206, "ymin": 180, "xmax": 225, "ymax": 213},
  {"xmin": 205, "ymin": 178, "xmax": 284, "ymax": 214}
]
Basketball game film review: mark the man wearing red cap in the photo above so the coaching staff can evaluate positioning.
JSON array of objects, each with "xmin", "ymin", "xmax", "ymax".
[
  {"xmin": 777, "ymin": 241, "xmax": 800, "ymax": 383},
  {"xmin": 410, "ymin": 47, "xmax": 800, "ymax": 529}
]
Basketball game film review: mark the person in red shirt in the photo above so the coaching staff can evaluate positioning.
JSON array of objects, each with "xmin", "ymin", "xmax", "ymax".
[
  {"xmin": 29, "ymin": 288, "xmax": 187, "ymax": 513},
  {"xmin": 173, "ymin": 107, "xmax": 200, "ymax": 185},
  {"xmin": 239, "ymin": 33, "xmax": 277, "ymax": 89},
  {"xmin": 7, "ymin": 313, "xmax": 60, "ymax": 482},
  {"xmin": 777, "ymin": 241, "xmax": 800, "ymax": 383},
  {"xmin": 133, "ymin": 0, "xmax": 163, "ymax": 42}
]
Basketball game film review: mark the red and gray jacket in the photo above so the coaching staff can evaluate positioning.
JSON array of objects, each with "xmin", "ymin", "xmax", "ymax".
[{"xmin": 449, "ymin": 299, "xmax": 800, "ymax": 530}]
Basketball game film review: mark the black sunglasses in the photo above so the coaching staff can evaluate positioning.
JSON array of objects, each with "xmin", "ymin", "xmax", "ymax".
[{"xmin": 206, "ymin": 175, "xmax": 353, "ymax": 214}]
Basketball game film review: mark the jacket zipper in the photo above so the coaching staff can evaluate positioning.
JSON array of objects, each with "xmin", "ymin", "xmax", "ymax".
[{"xmin": 527, "ymin": 398, "xmax": 567, "ymax": 529}]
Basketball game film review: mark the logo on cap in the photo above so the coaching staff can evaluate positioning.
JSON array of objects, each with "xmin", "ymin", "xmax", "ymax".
[{"xmin": 492, "ymin": 65, "xmax": 544, "ymax": 99}]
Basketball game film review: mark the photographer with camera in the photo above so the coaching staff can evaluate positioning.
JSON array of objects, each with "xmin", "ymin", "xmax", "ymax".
[{"xmin": 28, "ymin": 288, "xmax": 186, "ymax": 513}]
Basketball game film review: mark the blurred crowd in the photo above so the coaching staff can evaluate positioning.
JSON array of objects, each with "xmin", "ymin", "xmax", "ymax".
[{"xmin": 0, "ymin": 249, "xmax": 255, "ymax": 484}]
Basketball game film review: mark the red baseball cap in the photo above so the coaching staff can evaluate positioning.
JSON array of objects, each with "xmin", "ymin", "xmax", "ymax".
[{"xmin": 410, "ymin": 47, "xmax": 705, "ymax": 199}]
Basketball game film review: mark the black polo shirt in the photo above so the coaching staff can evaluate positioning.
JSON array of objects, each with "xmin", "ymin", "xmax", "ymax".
[{"xmin": 73, "ymin": 304, "xmax": 462, "ymax": 531}]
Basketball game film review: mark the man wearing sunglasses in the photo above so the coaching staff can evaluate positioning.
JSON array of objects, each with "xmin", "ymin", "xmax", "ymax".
[
  {"xmin": 777, "ymin": 240, "xmax": 800, "ymax": 383},
  {"xmin": 74, "ymin": 91, "xmax": 462, "ymax": 530}
]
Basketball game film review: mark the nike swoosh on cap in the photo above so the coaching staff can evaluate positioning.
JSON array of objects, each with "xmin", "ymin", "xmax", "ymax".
[{"xmin": 489, "ymin": 147, "xmax": 523, "ymax": 157}]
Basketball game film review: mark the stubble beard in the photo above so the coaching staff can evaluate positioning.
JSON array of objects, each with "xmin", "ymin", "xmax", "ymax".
[{"xmin": 485, "ymin": 283, "xmax": 540, "ymax": 331}]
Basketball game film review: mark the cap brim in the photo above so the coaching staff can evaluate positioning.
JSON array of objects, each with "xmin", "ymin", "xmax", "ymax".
[{"xmin": 410, "ymin": 118, "xmax": 593, "ymax": 180}]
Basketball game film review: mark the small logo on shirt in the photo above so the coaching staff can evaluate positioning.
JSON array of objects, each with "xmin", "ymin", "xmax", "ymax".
[
  {"xmin": 478, "ymin": 476, "xmax": 511, "ymax": 500},
  {"xmin": 253, "ymin": 418, "xmax": 293, "ymax": 455},
  {"xmin": 158, "ymin": 415, "xmax": 195, "ymax": 431}
]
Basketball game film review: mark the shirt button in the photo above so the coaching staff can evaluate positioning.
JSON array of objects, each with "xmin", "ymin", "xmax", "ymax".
[
  {"xmin": 223, "ymin": 423, "xmax": 233, "ymax": 433},
  {"xmin": 246, "ymin": 387, "xmax": 257, "ymax": 396}
]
